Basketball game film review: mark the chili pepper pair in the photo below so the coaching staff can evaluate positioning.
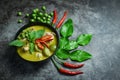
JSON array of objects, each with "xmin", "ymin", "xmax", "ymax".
[
  {"xmin": 51, "ymin": 57, "xmax": 84, "ymax": 75},
  {"xmin": 35, "ymin": 34, "xmax": 53, "ymax": 50},
  {"xmin": 52, "ymin": 9, "xmax": 68, "ymax": 28}
]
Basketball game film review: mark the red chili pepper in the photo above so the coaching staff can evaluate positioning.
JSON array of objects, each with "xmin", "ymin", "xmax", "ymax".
[
  {"xmin": 51, "ymin": 57, "xmax": 83, "ymax": 75},
  {"xmin": 56, "ymin": 10, "xmax": 68, "ymax": 28},
  {"xmin": 63, "ymin": 62, "xmax": 84, "ymax": 69},
  {"xmin": 41, "ymin": 41, "xmax": 49, "ymax": 48},
  {"xmin": 54, "ymin": 56, "xmax": 84, "ymax": 69},
  {"xmin": 59, "ymin": 68, "xmax": 83, "ymax": 75},
  {"xmin": 37, "ymin": 43, "xmax": 44, "ymax": 50},
  {"xmin": 52, "ymin": 9, "xmax": 57, "ymax": 25}
]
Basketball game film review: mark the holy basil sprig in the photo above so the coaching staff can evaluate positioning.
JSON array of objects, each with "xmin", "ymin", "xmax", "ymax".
[{"xmin": 55, "ymin": 18, "xmax": 92, "ymax": 62}]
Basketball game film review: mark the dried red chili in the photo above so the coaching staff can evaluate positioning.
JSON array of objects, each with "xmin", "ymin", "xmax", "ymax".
[{"xmin": 56, "ymin": 10, "xmax": 68, "ymax": 28}]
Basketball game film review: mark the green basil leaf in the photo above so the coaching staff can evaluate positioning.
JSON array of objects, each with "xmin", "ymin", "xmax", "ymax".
[
  {"xmin": 28, "ymin": 31, "xmax": 36, "ymax": 42},
  {"xmin": 28, "ymin": 30, "xmax": 45, "ymax": 42},
  {"xmin": 55, "ymin": 49, "xmax": 69, "ymax": 60},
  {"xmin": 35, "ymin": 30, "xmax": 45, "ymax": 39},
  {"xmin": 60, "ymin": 19, "xmax": 73, "ymax": 38},
  {"xmin": 29, "ymin": 42, "xmax": 35, "ymax": 54},
  {"xmin": 59, "ymin": 38, "xmax": 69, "ymax": 49},
  {"xmin": 76, "ymin": 34, "xmax": 92, "ymax": 46},
  {"xmin": 70, "ymin": 50, "xmax": 92, "ymax": 62},
  {"xmin": 64, "ymin": 40, "xmax": 78, "ymax": 50},
  {"xmin": 9, "ymin": 40, "xmax": 25, "ymax": 47}
]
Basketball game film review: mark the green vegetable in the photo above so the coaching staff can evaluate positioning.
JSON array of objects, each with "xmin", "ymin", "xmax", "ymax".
[
  {"xmin": 41, "ymin": 6, "xmax": 46, "ymax": 11},
  {"xmin": 17, "ymin": 12, "xmax": 22, "ymax": 16},
  {"xmin": 28, "ymin": 30, "xmax": 45, "ymax": 42},
  {"xmin": 30, "ymin": 19, "xmax": 35, "ymax": 22},
  {"xmin": 50, "ymin": 12, "xmax": 53, "ymax": 17},
  {"xmin": 76, "ymin": 34, "xmax": 92, "ymax": 46},
  {"xmin": 43, "ymin": 47, "xmax": 51, "ymax": 56},
  {"xmin": 64, "ymin": 40, "xmax": 78, "ymax": 50},
  {"xmin": 28, "ymin": 31, "xmax": 36, "ymax": 42},
  {"xmin": 59, "ymin": 38, "xmax": 69, "ymax": 49},
  {"xmin": 35, "ymin": 30, "xmax": 45, "ymax": 39},
  {"xmin": 26, "ymin": 14, "xmax": 29, "ymax": 17},
  {"xmin": 60, "ymin": 19, "xmax": 73, "ymax": 38},
  {"xmin": 29, "ymin": 42, "xmax": 35, "ymax": 54},
  {"xmin": 70, "ymin": 50, "xmax": 92, "ymax": 62},
  {"xmin": 56, "ymin": 49, "xmax": 69, "ymax": 60},
  {"xmin": 9, "ymin": 40, "xmax": 25, "ymax": 47},
  {"xmin": 18, "ymin": 19, "xmax": 22, "ymax": 23}
]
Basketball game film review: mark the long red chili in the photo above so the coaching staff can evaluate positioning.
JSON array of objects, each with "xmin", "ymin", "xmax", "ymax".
[
  {"xmin": 52, "ymin": 9, "xmax": 57, "ymax": 25},
  {"xmin": 51, "ymin": 57, "xmax": 83, "ymax": 75},
  {"xmin": 56, "ymin": 10, "xmax": 68, "ymax": 28},
  {"xmin": 54, "ymin": 56, "xmax": 84, "ymax": 69},
  {"xmin": 59, "ymin": 68, "xmax": 83, "ymax": 75},
  {"xmin": 63, "ymin": 62, "xmax": 84, "ymax": 69}
]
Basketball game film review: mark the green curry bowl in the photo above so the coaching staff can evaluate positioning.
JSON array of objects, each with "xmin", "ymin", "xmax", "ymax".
[{"xmin": 10, "ymin": 22, "xmax": 59, "ymax": 62}]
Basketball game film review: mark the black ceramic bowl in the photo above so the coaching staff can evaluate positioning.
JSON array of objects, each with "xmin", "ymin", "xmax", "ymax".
[{"xmin": 15, "ymin": 22, "xmax": 59, "ymax": 62}]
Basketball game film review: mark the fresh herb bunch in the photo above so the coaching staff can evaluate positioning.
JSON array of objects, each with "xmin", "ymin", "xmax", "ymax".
[{"xmin": 55, "ymin": 19, "xmax": 92, "ymax": 62}]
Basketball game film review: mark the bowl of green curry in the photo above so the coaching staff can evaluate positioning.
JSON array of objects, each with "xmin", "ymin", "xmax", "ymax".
[{"xmin": 9, "ymin": 22, "xmax": 59, "ymax": 62}]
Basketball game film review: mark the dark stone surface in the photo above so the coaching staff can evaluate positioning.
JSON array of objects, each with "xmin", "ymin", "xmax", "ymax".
[{"xmin": 0, "ymin": 0, "xmax": 120, "ymax": 80}]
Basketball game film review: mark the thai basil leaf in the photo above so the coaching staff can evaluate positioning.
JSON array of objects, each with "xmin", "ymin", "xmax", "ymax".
[
  {"xmin": 56, "ymin": 49, "xmax": 69, "ymax": 60},
  {"xmin": 35, "ymin": 30, "xmax": 45, "ymax": 39},
  {"xmin": 9, "ymin": 40, "xmax": 25, "ymax": 47},
  {"xmin": 70, "ymin": 50, "xmax": 92, "ymax": 62},
  {"xmin": 60, "ymin": 19, "xmax": 73, "ymax": 38},
  {"xmin": 28, "ymin": 30, "xmax": 45, "ymax": 42},
  {"xmin": 59, "ymin": 38, "xmax": 69, "ymax": 49},
  {"xmin": 28, "ymin": 31, "xmax": 36, "ymax": 42},
  {"xmin": 29, "ymin": 42, "xmax": 35, "ymax": 54},
  {"xmin": 64, "ymin": 40, "xmax": 78, "ymax": 50},
  {"xmin": 76, "ymin": 34, "xmax": 92, "ymax": 46}
]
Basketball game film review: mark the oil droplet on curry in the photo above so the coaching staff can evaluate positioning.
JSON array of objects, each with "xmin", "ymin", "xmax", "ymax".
[{"xmin": 17, "ymin": 25, "xmax": 57, "ymax": 62}]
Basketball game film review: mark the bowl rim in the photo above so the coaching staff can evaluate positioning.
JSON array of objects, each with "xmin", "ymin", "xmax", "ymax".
[{"xmin": 15, "ymin": 22, "xmax": 59, "ymax": 62}]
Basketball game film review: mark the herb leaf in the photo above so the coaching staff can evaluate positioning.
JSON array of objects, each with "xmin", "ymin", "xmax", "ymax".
[
  {"xmin": 28, "ymin": 31, "xmax": 36, "ymax": 42},
  {"xmin": 70, "ymin": 50, "xmax": 92, "ymax": 62},
  {"xmin": 35, "ymin": 30, "xmax": 45, "ymax": 39},
  {"xmin": 9, "ymin": 40, "xmax": 25, "ymax": 47},
  {"xmin": 29, "ymin": 42, "xmax": 35, "ymax": 54},
  {"xmin": 60, "ymin": 19, "xmax": 73, "ymax": 38},
  {"xmin": 76, "ymin": 34, "xmax": 92, "ymax": 46},
  {"xmin": 64, "ymin": 40, "xmax": 78, "ymax": 50},
  {"xmin": 28, "ymin": 30, "xmax": 45, "ymax": 42},
  {"xmin": 56, "ymin": 49, "xmax": 69, "ymax": 60},
  {"xmin": 59, "ymin": 38, "xmax": 69, "ymax": 49}
]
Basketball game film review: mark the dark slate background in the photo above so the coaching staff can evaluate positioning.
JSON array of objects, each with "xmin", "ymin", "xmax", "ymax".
[{"xmin": 0, "ymin": 0, "xmax": 120, "ymax": 80}]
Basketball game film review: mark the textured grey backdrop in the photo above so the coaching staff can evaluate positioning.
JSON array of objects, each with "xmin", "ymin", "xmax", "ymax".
[{"xmin": 0, "ymin": 0, "xmax": 120, "ymax": 80}]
